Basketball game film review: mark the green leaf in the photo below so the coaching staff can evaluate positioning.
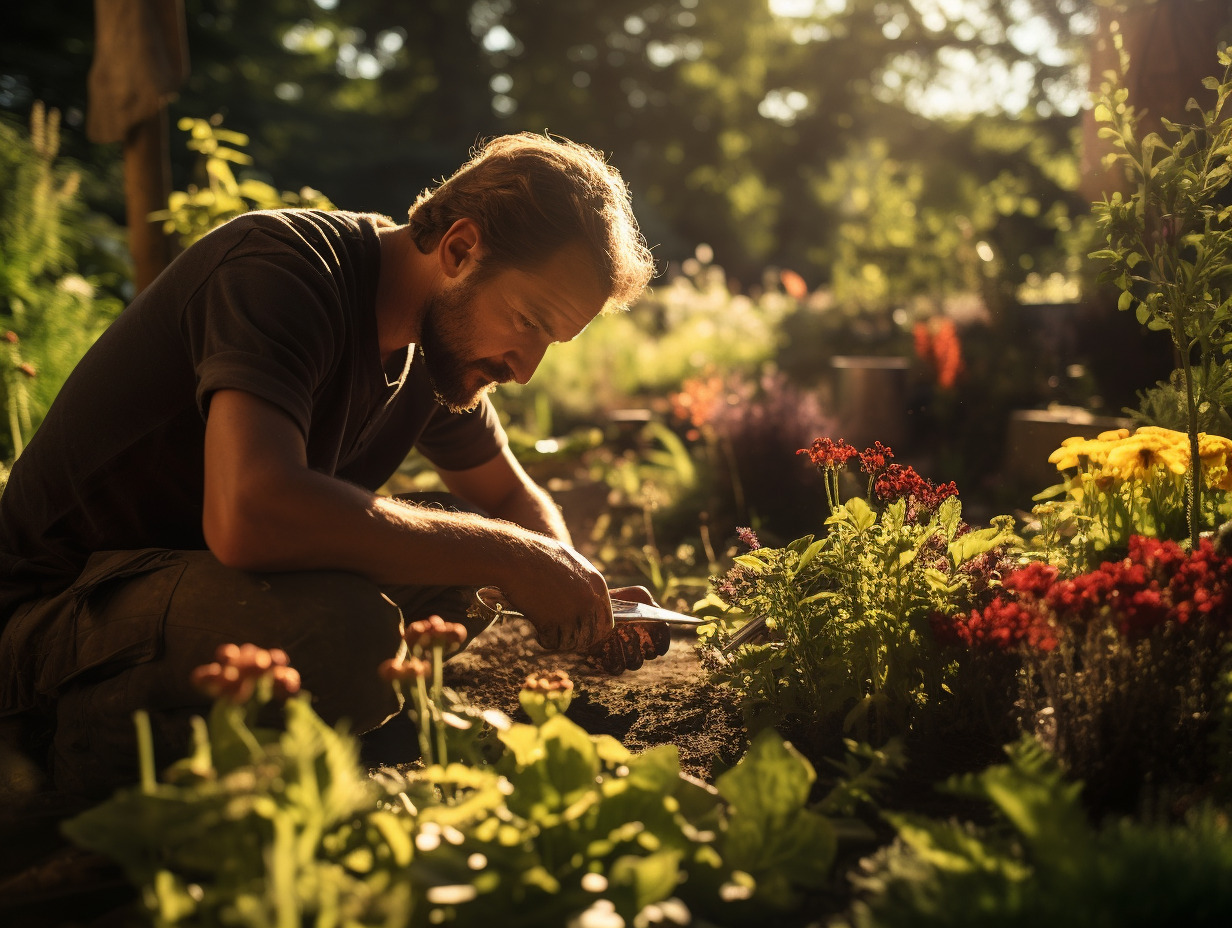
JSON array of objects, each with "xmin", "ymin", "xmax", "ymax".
[
  {"xmin": 949, "ymin": 524, "xmax": 1015, "ymax": 566},
  {"xmin": 610, "ymin": 850, "xmax": 683, "ymax": 912},
  {"xmin": 1118, "ymin": 289, "xmax": 1133, "ymax": 312},
  {"xmin": 734, "ymin": 553, "xmax": 772, "ymax": 573},
  {"xmin": 841, "ymin": 496, "xmax": 877, "ymax": 532},
  {"xmin": 794, "ymin": 538, "xmax": 825, "ymax": 573},
  {"xmin": 716, "ymin": 729, "xmax": 813, "ymax": 819}
]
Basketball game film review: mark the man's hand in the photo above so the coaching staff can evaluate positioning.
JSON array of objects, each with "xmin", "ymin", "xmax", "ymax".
[
  {"xmin": 502, "ymin": 538, "xmax": 613, "ymax": 651},
  {"xmin": 586, "ymin": 585, "xmax": 670, "ymax": 674}
]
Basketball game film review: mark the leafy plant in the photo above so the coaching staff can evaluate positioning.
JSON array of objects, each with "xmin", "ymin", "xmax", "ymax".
[
  {"xmin": 836, "ymin": 736, "xmax": 1232, "ymax": 928},
  {"xmin": 151, "ymin": 117, "xmax": 335, "ymax": 248},
  {"xmin": 704, "ymin": 439, "xmax": 1018, "ymax": 743},
  {"xmin": 63, "ymin": 654, "xmax": 401, "ymax": 927},
  {"xmin": 63, "ymin": 632, "xmax": 863, "ymax": 927},
  {"xmin": 0, "ymin": 102, "xmax": 123, "ymax": 459},
  {"xmin": 1090, "ymin": 49, "xmax": 1232, "ymax": 548},
  {"xmin": 1128, "ymin": 361, "xmax": 1232, "ymax": 438}
]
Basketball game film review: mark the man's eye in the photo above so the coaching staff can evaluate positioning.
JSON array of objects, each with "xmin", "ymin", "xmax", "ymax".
[{"xmin": 518, "ymin": 314, "xmax": 538, "ymax": 331}]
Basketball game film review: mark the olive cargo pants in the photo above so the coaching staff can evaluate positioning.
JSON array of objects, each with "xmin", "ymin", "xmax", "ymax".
[{"xmin": 0, "ymin": 548, "xmax": 489, "ymax": 798}]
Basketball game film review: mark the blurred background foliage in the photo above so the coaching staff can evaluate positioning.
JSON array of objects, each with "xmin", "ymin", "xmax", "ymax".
[
  {"xmin": 2, "ymin": 0, "xmax": 1231, "ymax": 569},
  {"xmin": 1, "ymin": 0, "xmax": 1114, "ymax": 290}
]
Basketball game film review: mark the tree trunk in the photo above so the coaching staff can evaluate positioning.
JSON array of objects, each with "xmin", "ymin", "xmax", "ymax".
[{"xmin": 1081, "ymin": 0, "xmax": 1232, "ymax": 201}]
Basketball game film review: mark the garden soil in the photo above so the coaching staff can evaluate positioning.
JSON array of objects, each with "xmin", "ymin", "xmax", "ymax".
[{"xmin": 444, "ymin": 616, "xmax": 748, "ymax": 781}]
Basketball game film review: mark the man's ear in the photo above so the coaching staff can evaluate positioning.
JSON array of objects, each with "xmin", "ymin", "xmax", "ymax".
[{"xmin": 438, "ymin": 218, "xmax": 483, "ymax": 278}]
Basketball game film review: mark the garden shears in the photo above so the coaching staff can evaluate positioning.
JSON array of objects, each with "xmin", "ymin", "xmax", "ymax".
[{"xmin": 468, "ymin": 586, "xmax": 703, "ymax": 674}]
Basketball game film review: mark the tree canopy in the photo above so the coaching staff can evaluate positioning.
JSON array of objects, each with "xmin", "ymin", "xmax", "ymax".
[{"xmin": 2, "ymin": 0, "xmax": 1228, "ymax": 303}]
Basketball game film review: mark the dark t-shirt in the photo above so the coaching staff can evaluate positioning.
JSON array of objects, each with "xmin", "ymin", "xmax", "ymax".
[{"xmin": 0, "ymin": 209, "xmax": 507, "ymax": 621}]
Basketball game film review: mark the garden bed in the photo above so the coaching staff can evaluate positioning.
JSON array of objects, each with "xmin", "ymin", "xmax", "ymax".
[{"xmin": 445, "ymin": 618, "xmax": 746, "ymax": 781}]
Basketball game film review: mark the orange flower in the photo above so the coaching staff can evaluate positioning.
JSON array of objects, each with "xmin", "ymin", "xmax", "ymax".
[
  {"xmin": 780, "ymin": 268, "xmax": 809, "ymax": 300},
  {"xmin": 403, "ymin": 614, "xmax": 468, "ymax": 654},
  {"xmin": 191, "ymin": 642, "xmax": 300, "ymax": 703},
  {"xmin": 378, "ymin": 655, "xmax": 433, "ymax": 682}
]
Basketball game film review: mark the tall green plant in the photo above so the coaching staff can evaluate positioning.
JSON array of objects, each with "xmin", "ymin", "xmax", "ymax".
[
  {"xmin": 1090, "ymin": 49, "xmax": 1232, "ymax": 548},
  {"xmin": 152, "ymin": 117, "xmax": 335, "ymax": 248},
  {"xmin": 0, "ymin": 102, "xmax": 122, "ymax": 459}
]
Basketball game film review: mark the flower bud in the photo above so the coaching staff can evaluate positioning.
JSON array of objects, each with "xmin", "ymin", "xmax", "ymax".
[
  {"xmin": 192, "ymin": 642, "xmax": 299, "ymax": 704},
  {"xmin": 403, "ymin": 614, "xmax": 468, "ymax": 655},
  {"xmin": 519, "ymin": 669, "xmax": 574, "ymax": 723},
  {"xmin": 378, "ymin": 655, "xmax": 432, "ymax": 683}
]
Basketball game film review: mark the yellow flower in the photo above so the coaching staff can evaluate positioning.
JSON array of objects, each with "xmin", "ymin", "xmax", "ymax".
[
  {"xmin": 1134, "ymin": 426, "xmax": 1189, "ymax": 449},
  {"xmin": 1198, "ymin": 432, "xmax": 1232, "ymax": 463},
  {"xmin": 1205, "ymin": 462, "xmax": 1232, "ymax": 491},
  {"xmin": 1048, "ymin": 436, "xmax": 1113, "ymax": 471},
  {"xmin": 1103, "ymin": 431, "xmax": 1189, "ymax": 480},
  {"xmin": 1096, "ymin": 428, "xmax": 1130, "ymax": 442},
  {"xmin": 1197, "ymin": 433, "xmax": 1232, "ymax": 490}
]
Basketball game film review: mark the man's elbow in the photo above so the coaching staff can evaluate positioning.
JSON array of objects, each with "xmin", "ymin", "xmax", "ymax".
[{"xmin": 203, "ymin": 503, "xmax": 277, "ymax": 570}]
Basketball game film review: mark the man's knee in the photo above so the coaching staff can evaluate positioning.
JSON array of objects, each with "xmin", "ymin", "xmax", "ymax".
[{"xmin": 163, "ymin": 556, "xmax": 404, "ymax": 733}]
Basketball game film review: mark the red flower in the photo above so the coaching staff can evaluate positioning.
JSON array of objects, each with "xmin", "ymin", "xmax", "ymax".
[
  {"xmin": 873, "ymin": 464, "xmax": 960, "ymax": 514},
  {"xmin": 858, "ymin": 441, "xmax": 894, "ymax": 476},
  {"xmin": 780, "ymin": 268, "xmax": 809, "ymax": 300},
  {"xmin": 1004, "ymin": 562, "xmax": 1059, "ymax": 597},
  {"xmin": 797, "ymin": 436, "xmax": 858, "ymax": 469}
]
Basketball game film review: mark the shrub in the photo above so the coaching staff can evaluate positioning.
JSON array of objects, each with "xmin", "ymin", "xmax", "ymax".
[
  {"xmin": 938, "ymin": 535, "xmax": 1232, "ymax": 810},
  {"xmin": 0, "ymin": 103, "xmax": 123, "ymax": 459},
  {"xmin": 703, "ymin": 439, "xmax": 1019, "ymax": 746},
  {"xmin": 836, "ymin": 736, "xmax": 1232, "ymax": 928}
]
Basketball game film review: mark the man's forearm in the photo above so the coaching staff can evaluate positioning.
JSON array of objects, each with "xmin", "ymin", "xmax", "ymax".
[{"xmin": 487, "ymin": 479, "xmax": 572, "ymax": 545}]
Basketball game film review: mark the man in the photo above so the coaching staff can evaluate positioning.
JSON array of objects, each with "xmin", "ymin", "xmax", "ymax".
[{"xmin": 0, "ymin": 133, "xmax": 657, "ymax": 796}]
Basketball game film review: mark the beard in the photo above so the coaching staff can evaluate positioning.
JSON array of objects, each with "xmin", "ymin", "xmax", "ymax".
[{"xmin": 418, "ymin": 276, "xmax": 513, "ymax": 413}]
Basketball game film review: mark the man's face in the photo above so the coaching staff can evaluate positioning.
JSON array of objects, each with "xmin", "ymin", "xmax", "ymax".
[{"xmin": 418, "ymin": 246, "xmax": 608, "ymax": 413}]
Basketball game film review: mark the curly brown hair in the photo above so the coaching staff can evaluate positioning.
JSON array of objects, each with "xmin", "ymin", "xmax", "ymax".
[{"xmin": 407, "ymin": 133, "xmax": 656, "ymax": 310}]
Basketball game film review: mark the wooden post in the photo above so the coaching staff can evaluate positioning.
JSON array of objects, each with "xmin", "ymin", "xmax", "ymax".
[
  {"xmin": 87, "ymin": 0, "xmax": 189, "ymax": 294},
  {"xmin": 123, "ymin": 109, "xmax": 175, "ymax": 293}
]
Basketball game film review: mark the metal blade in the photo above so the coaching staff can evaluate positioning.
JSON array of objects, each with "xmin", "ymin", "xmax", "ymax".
[{"xmin": 611, "ymin": 600, "xmax": 705, "ymax": 627}]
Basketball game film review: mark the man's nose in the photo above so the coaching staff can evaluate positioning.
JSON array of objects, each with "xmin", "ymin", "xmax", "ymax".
[{"xmin": 507, "ymin": 342, "xmax": 548, "ymax": 385}]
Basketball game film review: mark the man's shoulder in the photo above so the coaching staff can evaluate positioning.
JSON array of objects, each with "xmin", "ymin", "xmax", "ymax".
[{"xmin": 212, "ymin": 209, "xmax": 395, "ymax": 251}]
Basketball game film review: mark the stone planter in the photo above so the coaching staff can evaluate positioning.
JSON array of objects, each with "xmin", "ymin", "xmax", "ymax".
[
  {"xmin": 830, "ymin": 355, "xmax": 911, "ymax": 451},
  {"xmin": 1002, "ymin": 406, "xmax": 1134, "ymax": 491}
]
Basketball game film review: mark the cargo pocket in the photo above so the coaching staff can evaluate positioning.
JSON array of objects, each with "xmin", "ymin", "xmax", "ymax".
[{"xmin": 50, "ymin": 548, "xmax": 188, "ymax": 693}]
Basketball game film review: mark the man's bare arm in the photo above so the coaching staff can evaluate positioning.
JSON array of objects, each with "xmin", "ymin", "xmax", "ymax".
[
  {"xmin": 436, "ymin": 446, "xmax": 572, "ymax": 544},
  {"xmin": 201, "ymin": 389, "xmax": 610, "ymax": 649}
]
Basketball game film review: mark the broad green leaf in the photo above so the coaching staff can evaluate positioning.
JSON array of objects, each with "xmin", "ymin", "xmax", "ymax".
[
  {"xmin": 734, "ymin": 553, "xmax": 772, "ymax": 573},
  {"xmin": 610, "ymin": 850, "xmax": 683, "ymax": 912},
  {"xmin": 794, "ymin": 538, "xmax": 825, "ymax": 572},
  {"xmin": 716, "ymin": 729, "xmax": 814, "ymax": 820},
  {"xmin": 842, "ymin": 496, "xmax": 877, "ymax": 532},
  {"xmin": 949, "ymin": 524, "xmax": 1015, "ymax": 565}
]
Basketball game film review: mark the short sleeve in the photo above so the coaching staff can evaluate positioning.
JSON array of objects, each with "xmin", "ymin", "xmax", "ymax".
[
  {"xmin": 185, "ymin": 247, "xmax": 342, "ymax": 437},
  {"xmin": 415, "ymin": 396, "xmax": 509, "ymax": 472}
]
